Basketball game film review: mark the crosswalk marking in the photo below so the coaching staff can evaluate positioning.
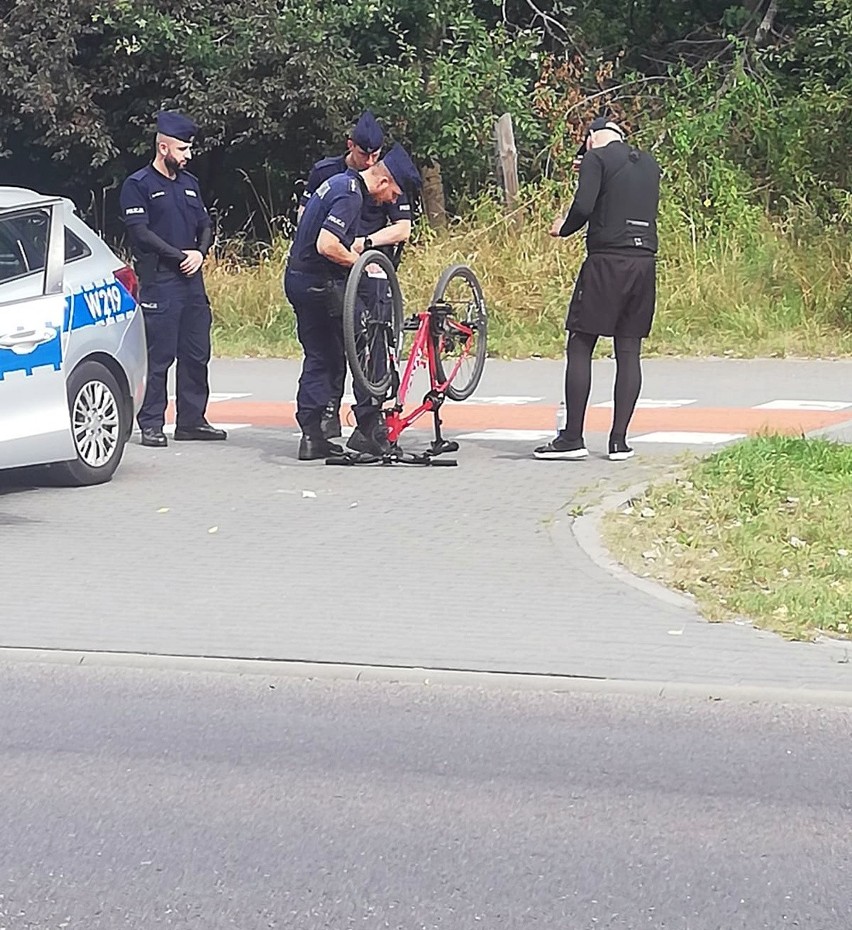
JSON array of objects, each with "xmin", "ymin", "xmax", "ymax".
[
  {"xmin": 161, "ymin": 423, "xmax": 251, "ymax": 435},
  {"xmin": 339, "ymin": 393, "xmax": 544, "ymax": 406},
  {"xmin": 457, "ymin": 429, "xmax": 553, "ymax": 442},
  {"xmin": 753, "ymin": 399, "xmax": 851, "ymax": 411},
  {"xmin": 632, "ymin": 431, "xmax": 745, "ymax": 445},
  {"xmin": 208, "ymin": 392, "xmax": 252, "ymax": 403},
  {"xmin": 169, "ymin": 392, "xmax": 252, "ymax": 403},
  {"xmin": 593, "ymin": 399, "xmax": 696, "ymax": 409}
]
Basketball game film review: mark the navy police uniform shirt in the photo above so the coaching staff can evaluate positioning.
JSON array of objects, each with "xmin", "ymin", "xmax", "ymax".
[
  {"xmin": 299, "ymin": 155, "xmax": 411, "ymax": 236},
  {"xmin": 120, "ymin": 165, "xmax": 211, "ymax": 274},
  {"xmin": 289, "ymin": 168, "xmax": 366, "ymax": 281}
]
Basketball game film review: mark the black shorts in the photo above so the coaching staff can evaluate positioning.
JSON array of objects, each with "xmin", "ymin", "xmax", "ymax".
[{"xmin": 566, "ymin": 252, "xmax": 656, "ymax": 338}]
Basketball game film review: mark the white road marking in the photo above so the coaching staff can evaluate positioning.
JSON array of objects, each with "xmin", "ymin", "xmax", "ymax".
[
  {"xmin": 168, "ymin": 392, "xmax": 252, "ymax": 403},
  {"xmin": 632, "ymin": 431, "xmax": 745, "ymax": 445},
  {"xmin": 339, "ymin": 394, "xmax": 543, "ymax": 405},
  {"xmin": 753, "ymin": 399, "xmax": 851, "ymax": 411},
  {"xmin": 161, "ymin": 423, "xmax": 251, "ymax": 435},
  {"xmin": 457, "ymin": 429, "xmax": 555, "ymax": 442},
  {"xmin": 593, "ymin": 399, "xmax": 696, "ymax": 409},
  {"xmin": 208, "ymin": 392, "xmax": 253, "ymax": 403},
  {"xmin": 466, "ymin": 396, "xmax": 544, "ymax": 405}
]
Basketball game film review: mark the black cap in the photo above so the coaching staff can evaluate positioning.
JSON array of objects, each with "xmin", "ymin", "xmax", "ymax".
[{"xmin": 587, "ymin": 117, "xmax": 625, "ymax": 137}]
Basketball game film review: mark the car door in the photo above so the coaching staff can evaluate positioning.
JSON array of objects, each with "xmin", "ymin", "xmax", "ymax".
[{"xmin": 0, "ymin": 199, "xmax": 76, "ymax": 469}]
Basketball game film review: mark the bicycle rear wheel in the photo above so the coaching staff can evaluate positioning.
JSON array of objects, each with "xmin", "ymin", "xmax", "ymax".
[
  {"xmin": 431, "ymin": 264, "xmax": 487, "ymax": 401},
  {"xmin": 343, "ymin": 250, "xmax": 404, "ymax": 400}
]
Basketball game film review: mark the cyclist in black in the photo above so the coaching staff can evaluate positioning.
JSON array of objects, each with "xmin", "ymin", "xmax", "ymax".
[{"xmin": 534, "ymin": 117, "xmax": 661, "ymax": 462}]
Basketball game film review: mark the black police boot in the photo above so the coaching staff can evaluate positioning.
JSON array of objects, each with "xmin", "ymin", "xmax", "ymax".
[
  {"xmin": 347, "ymin": 416, "xmax": 391, "ymax": 457},
  {"xmin": 321, "ymin": 404, "xmax": 342, "ymax": 439},
  {"xmin": 173, "ymin": 420, "xmax": 228, "ymax": 441},
  {"xmin": 140, "ymin": 427, "xmax": 168, "ymax": 448},
  {"xmin": 298, "ymin": 436, "xmax": 344, "ymax": 461}
]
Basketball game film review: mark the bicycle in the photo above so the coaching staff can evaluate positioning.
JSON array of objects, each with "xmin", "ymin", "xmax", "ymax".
[{"xmin": 327, "ymin": 249, "xmax": 488, "ymax": 466}]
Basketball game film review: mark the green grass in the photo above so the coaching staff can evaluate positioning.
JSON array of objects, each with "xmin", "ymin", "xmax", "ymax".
[
  {"xmin": 205, "ymin": 186, "xmax": 852, "ymax": 360},
  {"xmin": 602, "ymin": 436, "xmax": 852, "ymax": 640}
]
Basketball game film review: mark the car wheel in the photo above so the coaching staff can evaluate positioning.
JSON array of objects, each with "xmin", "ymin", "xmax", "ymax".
[{"xmin": 51, "ymin": 361, "xmax": 129, "ymax": 487}]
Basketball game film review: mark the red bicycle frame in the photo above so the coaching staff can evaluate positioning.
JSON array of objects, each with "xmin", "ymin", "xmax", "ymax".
[{"xmin": 383, "ymin": 309, "xmax": 475, "ymax": 445}]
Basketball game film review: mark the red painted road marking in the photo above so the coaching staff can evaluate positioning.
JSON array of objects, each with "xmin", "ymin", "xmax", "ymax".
[{"xmin": 169, "ymin": 401, "xmax": 852, "ymax": 435}]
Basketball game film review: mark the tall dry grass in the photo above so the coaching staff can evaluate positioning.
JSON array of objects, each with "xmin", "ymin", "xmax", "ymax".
[{"xmin": 205, "ymin": 185, "xmax": 852, "ymax": 359}]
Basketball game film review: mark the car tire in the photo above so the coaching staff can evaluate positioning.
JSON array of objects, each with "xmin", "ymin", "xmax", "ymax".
[{"xmin": 50, "ymin": 361, "xmax": 129, "ymax": 487}]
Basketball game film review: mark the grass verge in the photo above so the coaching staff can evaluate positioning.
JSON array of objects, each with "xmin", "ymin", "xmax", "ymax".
[
  {"xmin": 205, "ymin": 186, "xmax": 852, "ymax": 360},
  {"xmin": 601, "ymin": 436, "xmax": 852, "ymax": 641}
]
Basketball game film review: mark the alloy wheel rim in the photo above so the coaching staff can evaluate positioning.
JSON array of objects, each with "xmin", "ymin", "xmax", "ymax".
[{"xmin": 72, "ymin": 380, "xmax": 120, "ymax": 468}]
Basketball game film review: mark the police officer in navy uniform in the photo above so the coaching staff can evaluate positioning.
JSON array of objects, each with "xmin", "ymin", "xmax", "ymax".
[
  {"xmin": 297, "ymin": 111, "xmax": 413, "ymax": 439},
  {"xmin": 120, "ymin": 111, "xmax": 227, "ymax": 448},
  {"xmin": 285, "ymin": 142, "xmax": 421, "ymax": 460}
]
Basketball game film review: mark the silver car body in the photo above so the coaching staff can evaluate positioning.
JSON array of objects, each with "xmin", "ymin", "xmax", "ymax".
[{"xmin": 0, "ymin": 186, "xmax": 146, "ymax": 472}]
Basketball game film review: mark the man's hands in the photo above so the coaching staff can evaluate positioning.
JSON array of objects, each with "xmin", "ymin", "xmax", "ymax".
[
  {"xmin": 550, "ymin": 215, "xmax": 566, "ymax": 238},
  {"xmin": 180, "ymin": 249, "xmax": 205, "ymax": 276}
]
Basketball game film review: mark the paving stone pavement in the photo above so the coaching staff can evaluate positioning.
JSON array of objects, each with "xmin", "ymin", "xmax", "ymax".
[{"xmin": 1, "ymin": 417, "xmax": 850, "ymax": 693}]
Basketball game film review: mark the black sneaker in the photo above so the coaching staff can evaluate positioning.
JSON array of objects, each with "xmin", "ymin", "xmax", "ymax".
[
  {"xmin": 608, "ymin": 437, "xmax": 635, "ymax": 461},
  {"xmin": 533, "ymin": 433, "xmax": 588, "ymax": 460}
]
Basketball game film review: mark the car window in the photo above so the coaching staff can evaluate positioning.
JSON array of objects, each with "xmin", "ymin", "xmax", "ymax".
[
  {"xmin": 0, "ymin": 209, "xmax": 91, "ymax": 285},
  {"xmin": 0, "ymin": 215, "xmax": 29, "ymax": 282}
]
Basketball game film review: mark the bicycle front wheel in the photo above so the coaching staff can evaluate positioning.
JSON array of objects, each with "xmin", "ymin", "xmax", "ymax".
[
  {"xmin": 431, "ymin": 264, "xmax": 488, "ymax": 401},
  {"xmin": 343, "ymin": 250, "xmax": 404, "ymax": 400}
]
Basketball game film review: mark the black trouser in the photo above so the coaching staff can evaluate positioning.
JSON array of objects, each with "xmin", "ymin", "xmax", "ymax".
[
  {"xmin": 137, "ymin": 275, "xmax": 212, "ymax": 431},
  {"xmin": 284, "ymin": 270, "xmax": 377, "ymax": 437}
]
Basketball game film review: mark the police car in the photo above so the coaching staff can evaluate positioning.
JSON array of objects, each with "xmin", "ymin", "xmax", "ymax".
[{"xmin": 0, "ymin": 187, "xmax": 146, "ymax": 485}]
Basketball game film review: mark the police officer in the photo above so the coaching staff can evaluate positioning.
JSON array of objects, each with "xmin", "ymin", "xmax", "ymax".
[
  {"xmin": 120, "ymin": 111, "xmax": 226, "ymax": 448},
  {"xmin": 534, "ymin": 117, "xmax": 661, "ymax": 463},
  {"xmin": 297, "ymin": 111, "xmax": 413, "ymax": 439},
  {"xmin": 284, "ymin": 143, "xmax": 421, "ymax": 460}
]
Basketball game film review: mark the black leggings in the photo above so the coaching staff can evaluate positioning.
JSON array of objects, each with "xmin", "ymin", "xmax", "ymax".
[{"xmin": 563, "ymin": 331, "xmax": 642, "ymax": 441}]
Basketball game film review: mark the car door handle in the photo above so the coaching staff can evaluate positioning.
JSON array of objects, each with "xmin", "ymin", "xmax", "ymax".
[{"xmin": 0, "ymin": 327, "xmax": 58, "ymax": 352}]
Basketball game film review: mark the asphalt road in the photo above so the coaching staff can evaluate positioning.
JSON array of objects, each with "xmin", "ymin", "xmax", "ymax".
[{"xmin": 1, "ymin": 661, "xmax": 850, "ymax": 929}]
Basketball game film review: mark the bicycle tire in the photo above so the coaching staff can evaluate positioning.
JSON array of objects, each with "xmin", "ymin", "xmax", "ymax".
[
  {"xmin": 431, "ymin": 264, "xmax": 488, "ymax": 401},
  {"xmin": 342, "ymin": 250, "xmax": 404, "ymax": 401}
]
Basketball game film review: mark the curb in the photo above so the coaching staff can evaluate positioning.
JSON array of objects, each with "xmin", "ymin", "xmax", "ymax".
[
  {"xmin": 567, "ymin": 479, "xmax": 699, "ymax": 612},
  {"xmin": 2, "ymin": 646, "xmax": 852, "ymax": 707},
  {"xmin": 566, "ymin": 463, "xmax": 852, "ymax": 660}
]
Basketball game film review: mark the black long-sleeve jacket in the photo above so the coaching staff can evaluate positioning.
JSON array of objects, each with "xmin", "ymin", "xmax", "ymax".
[{"xmin": 559, "ymin": 142, "xmax": 661, "ymax": 254}]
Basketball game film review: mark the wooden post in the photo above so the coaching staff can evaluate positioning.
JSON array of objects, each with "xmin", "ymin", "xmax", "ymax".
[
  {"xmin": 421, "ymin": 161, "xmax": 448, "ymax": 229},
  {"xmin": 495, "ymin": 112, "xmax": 520, "ymax": 225}
]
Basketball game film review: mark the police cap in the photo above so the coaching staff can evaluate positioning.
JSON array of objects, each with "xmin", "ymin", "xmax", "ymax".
[
  {"xmin": 380, "ymin": 142, "xmax": 421, "ymax": 191},
  {"xmin": 350, "ymin": 110, "xmax": 384, "ymax": 153},
  {"xmin": 156, "ymin": 111, "xmax": 198, "ymax": 142}
]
